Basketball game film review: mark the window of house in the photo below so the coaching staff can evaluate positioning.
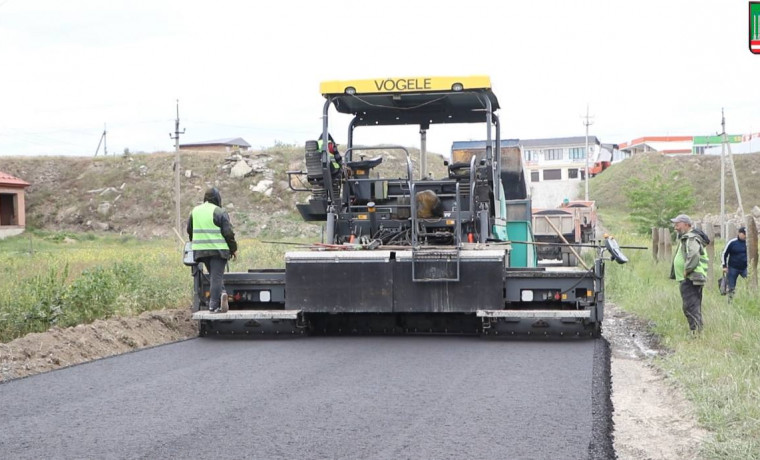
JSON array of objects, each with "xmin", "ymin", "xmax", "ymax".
[
  {"xmin": 569, "ymin": 147, "xmax": 586, "ymax": 160},
  {"xmin": 543, "ymin": 169, "xmax": 562, "ymax": 180},
  {"xmin": 530, "ymin": 171, "xmax": 540, "ymax": 182},
  {"xmin": 544, "ymin": 148, "xmax": 563, "ymax": 161},
  {"xmin": 568, "ymin": 168, "xmax": 579, "ymax": 179}
]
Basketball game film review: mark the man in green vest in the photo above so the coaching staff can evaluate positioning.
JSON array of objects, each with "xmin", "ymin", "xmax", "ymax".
[
  {"xmin": 670, "ymin": 214, "xmax": 709, "ymax": 334},
  {"xmin": 317, "ymin": 133, "xmax": 342, "ymax": 176},
  {"xmin": 187, "ymin": 187, "xmax": 238, "ymax": 313}
]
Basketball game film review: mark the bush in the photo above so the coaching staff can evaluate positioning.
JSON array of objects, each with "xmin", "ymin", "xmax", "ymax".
[
  {"xmin": 0, "ymin": 236, "xmax": 191, "ymax": 342},
  {"xmin": 624, "ymin": 171, "xmax": 695, "ymax": 234}
]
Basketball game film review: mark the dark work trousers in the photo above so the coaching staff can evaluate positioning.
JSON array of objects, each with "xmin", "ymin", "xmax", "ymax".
[
  {"xmin": 726, "ymin": 266, "xmax": 748, "ymax": 291},
  {"xmin": 679, "ymin": 279, "xmax": 704, "ymax": 331},
  {"xmin": 198, "ymin": 256, "xmax": 227, "ymax": 310}
]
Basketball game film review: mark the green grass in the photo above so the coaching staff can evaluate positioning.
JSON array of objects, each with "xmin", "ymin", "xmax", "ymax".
[
  {"xmin": 601, "ymin": 211, "xmax": 760, "ymax": 459},
  {"xmin": 0, "ymin": 232, "xmax": 297, "ymax": 343}
]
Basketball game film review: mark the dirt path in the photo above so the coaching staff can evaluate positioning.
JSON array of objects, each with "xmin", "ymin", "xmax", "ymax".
[
  {"xmin": 0, "ymin": 305, "xmax": 707, "ymax": 459},
  {"xmin": 604, "ymin": 304, "xmax": 709, "ymax": 459}
]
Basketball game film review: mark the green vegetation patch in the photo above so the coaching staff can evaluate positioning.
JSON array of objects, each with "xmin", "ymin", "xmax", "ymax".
[
  {"xmin": 0, "ymin": 233, "xmax": 301, "ymax": 343},
  {"xmin": 602, "ymin": 214, "xmax": 760, "ymax": 459},
  {"xmin": 0, "ymin": 233, "xmax": 189, "ymax": 342}
]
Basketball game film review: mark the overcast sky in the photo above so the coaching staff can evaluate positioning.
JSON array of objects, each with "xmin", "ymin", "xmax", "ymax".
[{"xmin": 0, "ymin": 0, "xmax": 757, "ymax": 157}]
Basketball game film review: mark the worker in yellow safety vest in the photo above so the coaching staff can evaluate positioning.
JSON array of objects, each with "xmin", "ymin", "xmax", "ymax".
[
  {"xmin": 317, "ymin": 133, "xmax": 342, "ymax": 175},
  {"xmin": 670, "ymin": 214, "xmax": 709, "ymax": 334},
  {"xmin": 186, "ymin": 187, "xmax": 238, "ymax": 313}
]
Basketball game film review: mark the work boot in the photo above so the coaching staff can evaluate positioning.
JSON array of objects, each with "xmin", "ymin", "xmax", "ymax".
[{"xmin": 220, "ymin": 292, "xmax": 229, "ymax": 313}]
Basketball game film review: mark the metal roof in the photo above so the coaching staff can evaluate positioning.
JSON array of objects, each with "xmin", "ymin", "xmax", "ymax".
[
  {"xmin": 451, "ymin": 140, "xmax": 520, "ymax": 150},
  {"xmin": 0, "ymin": 171, "xmax": 30, "ymax": 187},
  {"xmin": 520, "ymin": 136, "xmax": 600, "ymax": 148},
  {"xmin": 180, "ymin": 137, "xmax": 251, "ymax": 148}
]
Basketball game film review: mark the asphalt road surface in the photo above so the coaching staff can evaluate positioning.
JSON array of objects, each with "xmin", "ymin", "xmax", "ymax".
[{"xmin": 0, "ymin": 336, "xmax": 613, "ymax": 460}]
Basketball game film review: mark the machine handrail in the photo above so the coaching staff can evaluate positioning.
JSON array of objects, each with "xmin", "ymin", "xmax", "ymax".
[
  {"xmin": 468, "ymin": 155, "xmax": 476, "ymax": 215},
  {"xmin": 285, "ymin": 170, "xmax": 311, "ymax": 192}
]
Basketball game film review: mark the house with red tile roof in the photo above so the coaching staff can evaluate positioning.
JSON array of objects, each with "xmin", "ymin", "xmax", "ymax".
[{"xmin": 0, "ymin": 171, "xmax": 31, "ymax": 238}]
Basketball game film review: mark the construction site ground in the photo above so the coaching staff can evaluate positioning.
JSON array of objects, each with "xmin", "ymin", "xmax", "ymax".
[{"xmin": 0, "ymin": 302, "xmax": 705, "ymax": 460}]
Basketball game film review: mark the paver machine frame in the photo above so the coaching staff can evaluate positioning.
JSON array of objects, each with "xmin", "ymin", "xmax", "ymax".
[{"xmin": 191, "ymin": 76, "xmax": 622, "ymax": 338}]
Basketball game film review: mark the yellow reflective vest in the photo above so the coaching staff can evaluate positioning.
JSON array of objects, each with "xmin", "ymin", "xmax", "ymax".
[
  {"xmin": 317, "ymin": 139, "xmax": 340, "ymax": 170},
  {"xmin": 191, "ymin": 202, "xmax": 229, "ymax": 251}
]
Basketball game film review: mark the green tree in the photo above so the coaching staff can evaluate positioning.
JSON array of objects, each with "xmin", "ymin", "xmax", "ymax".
[{"xmin": 624, "ymin": 171, "xmax": 695, "ymax": 234}]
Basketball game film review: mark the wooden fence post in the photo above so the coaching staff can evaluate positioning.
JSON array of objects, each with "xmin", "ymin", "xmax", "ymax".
[
  {"xmin": 657, "ymin": 228, "xmax": 665, "ymax": 260},
  {"xmin": 726, "ymin": 222, "xmax": 737, "ymax": 241},
  {"xmin": 652, "ymin": 227, "xmax": 659, "ymax": 261},
  {"xmin": 662, "ymin": 228, "xmax": 672, "ymax": 262},
  {"xmin": 747, "ymin": 217, "xmax": 758, "ymax": 290}
]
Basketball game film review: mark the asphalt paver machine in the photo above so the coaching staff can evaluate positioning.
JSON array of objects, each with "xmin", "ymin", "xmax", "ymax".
[{"xmin": 192, "ymin": 76, "xmax": 625, "ymax": 338}]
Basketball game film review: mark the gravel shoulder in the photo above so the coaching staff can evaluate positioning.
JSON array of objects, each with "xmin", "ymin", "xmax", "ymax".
[
  {"xmin": 604, "ymin": 303, "xmax": 709, "ymax": 459},
  {"xmin": 0, "ymin": 304, "xmax": 707, "ymax": 459}
]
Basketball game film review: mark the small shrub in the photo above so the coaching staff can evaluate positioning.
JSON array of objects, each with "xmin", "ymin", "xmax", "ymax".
[{"xmin": 624, "ymin": 171, "xmax": 695, "ymax": 234}]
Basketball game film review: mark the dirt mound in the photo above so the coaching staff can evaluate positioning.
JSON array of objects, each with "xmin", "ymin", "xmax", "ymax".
[{"xmin": 0, "ymin": 308, "xmax": 197, "ymax": 382}]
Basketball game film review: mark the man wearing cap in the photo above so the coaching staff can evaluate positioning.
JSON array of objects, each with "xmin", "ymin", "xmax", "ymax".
[
  {"xmin": 722, "ymin": 226, "xmax": 748, "ymax": 300},
  {"xmin": 670, "ymin": 214, "xmax": 709, "ymax": 334}
]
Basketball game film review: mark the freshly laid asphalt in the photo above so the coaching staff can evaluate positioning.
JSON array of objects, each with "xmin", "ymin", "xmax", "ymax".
[{"xmin": 0, "ymin": 336, "xmax": 613, "ymax": 460}]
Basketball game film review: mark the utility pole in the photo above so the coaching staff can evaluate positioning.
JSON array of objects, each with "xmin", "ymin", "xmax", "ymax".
[
  {"xmin": 170, "ymin": 100, "xmax": 185, "ymax": 237},
  {"xmin": 583, "ymin": 105, "xmax": 594, "ymax": 202},
  {"xmin": 719, "ymin": 108, "xmax": 745, "ymax": 239},
  {"xmin": 720, "ymin": 109, "xmax": 726, "ymax": 239},
  {"xmin": 94, "ymin": 123, "xmax": 107, "ymax": 157}
]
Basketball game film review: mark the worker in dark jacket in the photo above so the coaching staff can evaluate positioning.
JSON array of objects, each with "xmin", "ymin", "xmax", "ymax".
[
  {"xmin": 722, "ymin": 226, "xmax": 748, "ymax": 300},
  {"xmin": 186, "ymin": 187, "xmax": 238, "ymax": 313}
]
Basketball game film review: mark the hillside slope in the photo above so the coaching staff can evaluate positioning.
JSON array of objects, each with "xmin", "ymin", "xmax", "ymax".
[
  {"xmin": 3, "ymin": 145, "xmax": 447, "ymax": 239},
  {"xmin": 590, "ymin": 152, "xmax": 760, "ymax": 219},
  {"xmin": 5, "ymin": 149, "xmax": 758, "ymax": 239}
]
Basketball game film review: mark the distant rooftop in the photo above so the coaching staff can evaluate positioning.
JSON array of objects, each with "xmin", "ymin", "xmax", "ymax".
[
  {"xmin": 452, "ymin": 137, "xmax": 601, "ymax": 151},
  {"xmin": 520, "ymin": 136, "xmax": 600, "ymax": 148},
  {"xmin": 0, "ymin": 171, "xmax": 31, "ymax": 187},
  {"xmin": 451, "ymin": 139, "xmax": 520, "ymax": 150},
  {"xmin": 180, "ymin": 137, "xmax": 251, "ymax": 148}
]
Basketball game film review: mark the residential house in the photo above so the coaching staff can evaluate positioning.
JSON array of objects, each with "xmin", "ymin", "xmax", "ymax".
[
  {"xmin": 520, "ymin": 136, "xmax": 602, "ymax": 183},
  {"xmin": 179, "ymin": 137, "xmax": 251, "ymax": 153},
  {"xmin": 0, "ymin": 171, "xmax": 31, "ymax": 238}
]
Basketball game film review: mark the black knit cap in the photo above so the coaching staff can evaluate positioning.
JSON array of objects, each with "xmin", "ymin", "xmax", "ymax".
[
  {"xmin": 738, "ymin": 227, "xmax": 746, "ymax": 234},
  {"xmin": 203, "ymin": 187, "xmax": 221, "ymax": 206}
]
